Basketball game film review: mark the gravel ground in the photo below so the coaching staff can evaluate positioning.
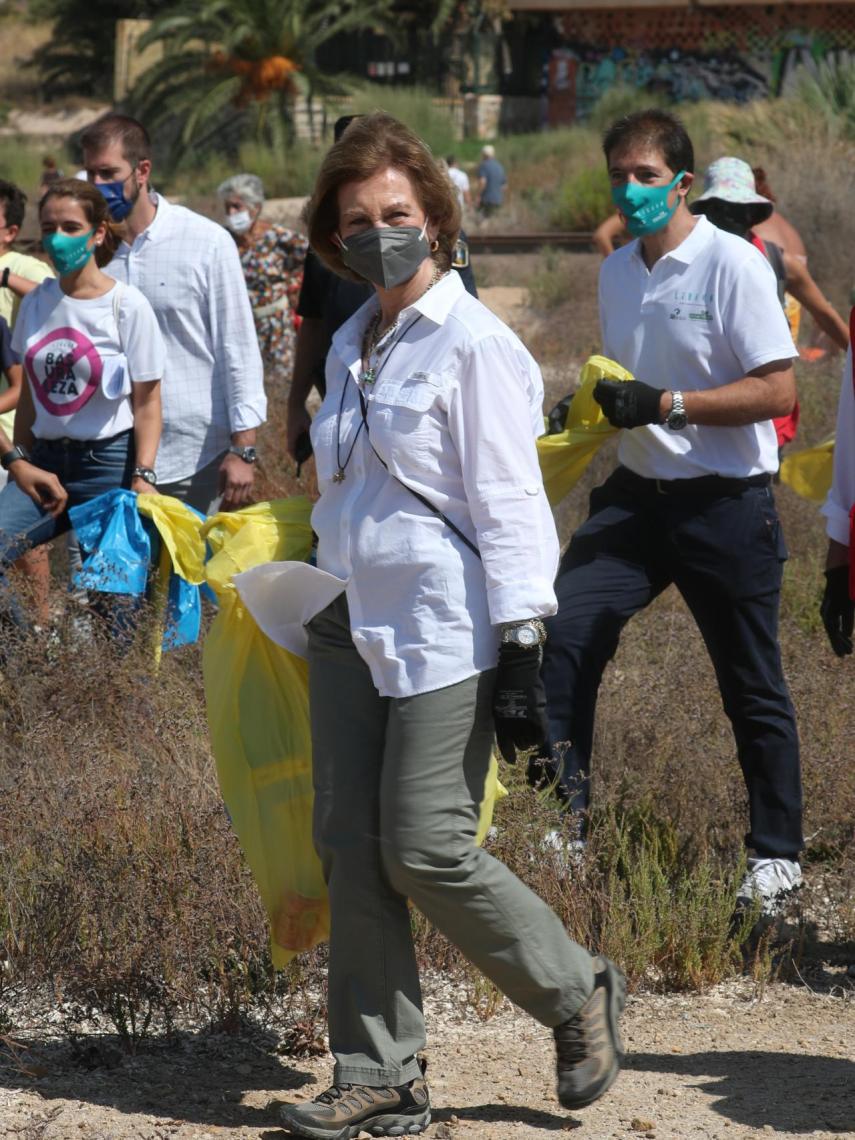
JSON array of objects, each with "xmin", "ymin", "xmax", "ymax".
[{"xmin": 1, "ymin": 976, "xmax": 853, "ymax": 1140}]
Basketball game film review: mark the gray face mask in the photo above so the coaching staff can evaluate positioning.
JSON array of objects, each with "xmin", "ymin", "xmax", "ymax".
[{"xmin": 337, "ymin": 221, "xmax": 430, "ymax": 289}]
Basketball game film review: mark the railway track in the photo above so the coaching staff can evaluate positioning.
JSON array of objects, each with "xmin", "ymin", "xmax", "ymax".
[{"xmin": 467, "ymin": 231, "xmax": 595, "ymax": 254}]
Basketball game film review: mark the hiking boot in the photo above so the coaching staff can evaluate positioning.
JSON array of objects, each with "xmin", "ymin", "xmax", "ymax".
[
  {"xmin": 736, "ymin": 857, "xmax": 802, "ymax": 917},
  {"xmin": 554, "ymin": 956, "xmax": 626, "ymax": 1110},
  {"xmin": 278, "ymin": 1073, "xmax": 431, "ymax": 1139}
]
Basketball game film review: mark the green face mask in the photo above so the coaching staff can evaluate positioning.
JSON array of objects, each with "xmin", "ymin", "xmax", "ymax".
[{"xmin": 42, "ymin": 229, "xmax": 94, "ymax": 276}]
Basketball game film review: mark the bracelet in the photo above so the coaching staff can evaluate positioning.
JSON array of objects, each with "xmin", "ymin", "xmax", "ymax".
[{"xmin": 1, "ymin": 267, "xmax": 9, "ymax": 290}]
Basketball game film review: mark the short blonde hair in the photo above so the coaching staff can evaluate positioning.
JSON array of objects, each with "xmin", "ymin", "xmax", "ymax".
[{"xmin": 305, "ymin": 112, "xmax": 461, "ymax": 283}]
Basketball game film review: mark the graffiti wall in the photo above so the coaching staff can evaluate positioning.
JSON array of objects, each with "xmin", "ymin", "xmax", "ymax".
[{"xmin": 546, "ymin": 4, "xmax": 855, "ymax": 122}]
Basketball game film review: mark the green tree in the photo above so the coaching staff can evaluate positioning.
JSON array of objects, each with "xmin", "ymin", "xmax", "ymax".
[
  {"xmin": 30, "ymin": 0, "xmax": 172, "ymax": 99},
  {"xmin": 130, "ymin": 0, "xmax": 393, "ymax": 157}
]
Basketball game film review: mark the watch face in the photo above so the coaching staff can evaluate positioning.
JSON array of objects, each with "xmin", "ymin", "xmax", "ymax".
[
  {"xmin": 516, "ymin": 626, "xmax": 538, "ymax": 647},
  {"xmin": 667, "ymin": 412, "xmax": 688, "ymax": 431}
]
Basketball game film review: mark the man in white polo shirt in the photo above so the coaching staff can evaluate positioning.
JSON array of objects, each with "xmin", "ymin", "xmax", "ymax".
[
  {"xmin": 80, "ymin": 114, "xmax": 266, "ymax": 512},
  {"xmin": 537, "ymin": 109, "xmax": 803, "ymax": 913}
]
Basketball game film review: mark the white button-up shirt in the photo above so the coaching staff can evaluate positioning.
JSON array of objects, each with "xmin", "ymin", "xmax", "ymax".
[
  {"xmin": 310, "ymin": 269, "xmax": 558, "ymax": 698},
  {"xmin": 600, "ymin": 215, "xmax": 796, "ymax": 480},
  {"xmin": 822, "ymin": 346, "xmax": 854, "ymax": 546},
  {"xmin": 106, "ymin": 193, "xmax": 266, "ymax": 483}
]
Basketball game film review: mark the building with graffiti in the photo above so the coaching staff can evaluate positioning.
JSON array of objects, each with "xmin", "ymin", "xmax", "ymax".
[{"xmin": 507, "ymin": 0, "xmax": 855, "ymax": 124}]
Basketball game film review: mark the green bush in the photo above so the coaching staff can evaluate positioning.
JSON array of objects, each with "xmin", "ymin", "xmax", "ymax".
[
  {"xmin": 348, "ymin": 84, "xmax": 460, "ymax": 157},
  {"xmin": 550, "ymin": 165, "xmax": 613, "ymax": 230}
]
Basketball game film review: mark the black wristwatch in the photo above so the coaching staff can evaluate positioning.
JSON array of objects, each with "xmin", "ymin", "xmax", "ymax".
[
  {"xmin": 132, "ymin": 465, "xmax": 158, "ymax": 486},
  {"xmin": 1, "ymin": 267, "xmax": 10, "ymax": 290},
  {"xmin": 228, "ymin": 444, "xmax": 258, "ymax": 464},
  {"xmin": 1, "ymin": 444, "xmax": 29, "ymax": 470}
]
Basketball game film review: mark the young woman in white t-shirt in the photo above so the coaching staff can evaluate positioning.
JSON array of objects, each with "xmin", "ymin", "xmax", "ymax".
[{"xmin": 0, "ymin": 179, "xmax": 165, "ymax": 618}]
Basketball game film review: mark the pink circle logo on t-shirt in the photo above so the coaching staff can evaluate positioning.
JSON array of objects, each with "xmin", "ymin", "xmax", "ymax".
[{"xmin": 24, "ymin": 326, "xmax": 102, "ymax": 417}]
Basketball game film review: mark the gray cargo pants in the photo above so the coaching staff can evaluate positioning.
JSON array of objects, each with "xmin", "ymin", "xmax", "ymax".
[{"xmin": 307, "ymin": 595, "xmax": 596, "ymax": 1087}]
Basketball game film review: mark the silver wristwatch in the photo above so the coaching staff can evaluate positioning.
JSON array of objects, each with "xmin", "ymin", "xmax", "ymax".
[
  {"xmin": 500, "ymin": 619, "xmax": 547, "ymax": 650},
  {"xmin": 666, "ymin": 390, "xmax": 688, "ymax": 431}
]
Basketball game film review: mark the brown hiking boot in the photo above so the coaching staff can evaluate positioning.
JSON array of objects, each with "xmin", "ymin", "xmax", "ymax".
[
  {"xmin": 278, "ymin": 1072, "xmax": 431, "ymax": 1139},
  {"xmin": 554, "ymin": 955, "xmax": 626, "ymax": 1110}
]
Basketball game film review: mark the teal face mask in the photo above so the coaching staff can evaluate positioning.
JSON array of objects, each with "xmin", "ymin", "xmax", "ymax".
[
  {"xmin": 42, "ymin": 229, "xmax": 95, "ymax": 276},
  {"xmin": 611, "ymin": 171, "xmax": 686, "ymax": 237}
]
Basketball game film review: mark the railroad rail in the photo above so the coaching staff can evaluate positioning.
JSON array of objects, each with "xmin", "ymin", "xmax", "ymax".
[{"xmin": 466, "ymin": 231, "xmax": 595, "ymax": 254}]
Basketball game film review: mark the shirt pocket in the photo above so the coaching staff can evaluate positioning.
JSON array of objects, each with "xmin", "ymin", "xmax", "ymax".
[
  {"xmin": 368, "ymin": 372, "xmax": 449, "ymax": 471},
  {"xmin": 101, "ymin": 355, "xmax": 132, "ymax": 401}
]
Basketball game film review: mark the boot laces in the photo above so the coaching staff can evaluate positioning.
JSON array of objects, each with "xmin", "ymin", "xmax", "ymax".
[{"xmin": 555, "ymin": 1013, "xmax": 587, "ymax": 1067}]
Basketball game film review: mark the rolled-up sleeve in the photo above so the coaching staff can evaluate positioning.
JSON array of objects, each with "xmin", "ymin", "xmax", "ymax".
[
  {"xmin": 448, "ymin": 334, "xmax": 559, "ymax": 623},
  {"xmin": 206, "ymin": 233, "xmax": 267, "ymax": 432},
  {"xmin": 821, "ymin": 347, "xmax": 855, "ymax": 545}
]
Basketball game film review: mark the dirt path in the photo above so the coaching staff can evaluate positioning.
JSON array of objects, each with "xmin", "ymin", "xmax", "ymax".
[{"xmin": 2, "ymin": 980, "xmax": 853, "ymax": 1139}]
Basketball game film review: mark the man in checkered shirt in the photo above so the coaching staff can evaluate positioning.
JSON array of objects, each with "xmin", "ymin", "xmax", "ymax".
[{"xmin": 81, "ymin": 114, "xmax": 266, "ymax": 512}]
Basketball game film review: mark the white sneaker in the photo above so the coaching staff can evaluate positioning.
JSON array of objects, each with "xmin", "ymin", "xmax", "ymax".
[
  {"xmin": 736, "ymin": 857, "xmax": 802, "ymax": 915},
  {"xmin": 542, "ymin": 829, "xmax": 587, "ymax": 871}
]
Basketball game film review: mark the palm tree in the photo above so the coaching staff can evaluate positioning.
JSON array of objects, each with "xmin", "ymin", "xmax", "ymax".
[{"xmin": 130, "ymin": 0, "xmax": 393, "ymax": 155}]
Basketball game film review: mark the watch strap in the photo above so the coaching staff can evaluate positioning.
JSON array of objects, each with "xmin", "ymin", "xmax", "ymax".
[{"xmin": 1, "ymin": 445, "xmax": 29, "ymax": 470}]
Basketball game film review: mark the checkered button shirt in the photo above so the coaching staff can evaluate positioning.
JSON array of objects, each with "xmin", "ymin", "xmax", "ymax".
[{"xmin": 106, "ymin": 193, "xmax": 266, "ymax": 483}]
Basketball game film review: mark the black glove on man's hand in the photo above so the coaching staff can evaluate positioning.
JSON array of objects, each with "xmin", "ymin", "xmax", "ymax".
[
  {"xmin": 594, "ymin": 379, "xmax": 665, "ymax": 429},
  {"xmin": 820, "ymin": 565, "xmax": 854, "ymax": 657},
  {"xmin": 493, "ymin": 644, "xmax": 549, "ymax": 764}
]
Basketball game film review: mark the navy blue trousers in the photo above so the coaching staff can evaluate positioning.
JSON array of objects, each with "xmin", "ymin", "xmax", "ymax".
[{"xmin": 536, "ymin": 466, "xmax": 803, "ymax": 859}]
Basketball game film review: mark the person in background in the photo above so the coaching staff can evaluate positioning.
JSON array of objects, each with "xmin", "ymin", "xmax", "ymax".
[
  {"xmin": 751, "ymin": 168, "xmax": 807, "ymax": 264},
  {"xmin": 592, "ymin": 212, "xmax": 627, "ymax": 257},
  {"xmin": 37, "ymin": 156, "xmax": 63, "ymax": 199},
  {"xmin": 446, "ymin": 154, "xmax": 471, "ymax": 210},
  {"xmin": 476, "ymin": 144, "xmax": 506, "ymax": 218},
  {"xmin": 820, "ymin": 321, "xmax": 854, "ymax": 658},
  {"xmin": 275, "ymin": 111, "xmax": 626, "ymax": 1140},
  {"xmin": 690, "ymin": 157, "xmax": 849, "ymax": 455},
  {"xmin": 287, "ymin": 116, "xmax": 478, "ymax": 463},
  {"xmin": 0, "ymin": 179, "xmax": 162, "ymax": 627},
  {"xmin": 81, "ymin": 113, "xmax": 265, "ymax": 514},
  {"xmin": 537, "ymin": 110, "xmax": 804, "ymax": 918},
  {"xmin": 0, "ymin": 180, "xmax": 55, "ymax": 620},
  {"xmin": 217, "ymin": 173, "xmax": 308, "ymax": 382}
]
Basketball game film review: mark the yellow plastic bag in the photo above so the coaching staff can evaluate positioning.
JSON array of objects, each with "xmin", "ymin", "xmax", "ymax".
[
  {"xmin": 202, "ymin": 499, "xmax": 325, "ymax": 968},
  {"xmin": 779, "ymin": 436, "xmax": 835, "ymax": 503},
  {"xmin": 201, "ymin": 498, "xmax": 506, "ymax": 967},
  {"xmin": 536, "ymin": 355, "xmax": 634, "ymax": 506}
]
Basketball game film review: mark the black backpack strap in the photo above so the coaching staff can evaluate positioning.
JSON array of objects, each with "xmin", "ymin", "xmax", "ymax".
[{"xmin": 357, "ymin": 388, "xmax": 481, "ymax": 561}]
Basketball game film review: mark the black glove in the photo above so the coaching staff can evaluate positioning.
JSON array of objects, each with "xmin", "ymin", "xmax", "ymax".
[
  {"xmin": 493, "ymin": 644, "xmax": 549, "ymax": 764},
  {"xmin": 820, "ymin": 565, "xmax": 853, "ymax": 657},
  {"xmin": 594, "ymin": 379, "xmax": 665, "ymax": 429}
]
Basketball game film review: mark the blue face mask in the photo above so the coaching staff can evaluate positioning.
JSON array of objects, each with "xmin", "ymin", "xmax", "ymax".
[
  {"xmin": 611, "ymin": 170, "xmax": 686, "ymax": 237},
  {"xmin": 97, "ymin": 178, "xmax": 136, "ymax": 222},
  {"xmin": 42, "ymin": 230, "xmax": 95, "ymax": 276}
]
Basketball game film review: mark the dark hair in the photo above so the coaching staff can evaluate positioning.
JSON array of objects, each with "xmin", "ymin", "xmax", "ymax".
[
  {"xmin": 446, "ymin": 155, "xmax": 456, "ymax": 165},
  {"xmin": 333, "ymin": 115, "xmax": 361, "ymax": 143},
  {"xmin": 40, "ymin": 179, "xmax": 121, "ymax": 268},
  {"xmin": 602, "ymin": 109, "xmax": 694, "ymax": 175},
  {"xmin": 752, "ymin": 166, "xmax": 776, "ymax": 203},
  {"xmin": 0, "ymin": 179, "xmax": 27, "ymax": 230},
  {"xmin": 80, "ymin": 113, "xmax": 151, "ymax": 169},
  {"xmin": 306, "ymin": 112, "xmax": 461, "ymax": 282}
]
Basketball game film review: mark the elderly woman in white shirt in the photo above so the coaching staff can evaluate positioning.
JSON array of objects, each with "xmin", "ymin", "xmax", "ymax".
[{"xmin": 276, "ymin": 113, "xmax": 625, "ymax": 1140}]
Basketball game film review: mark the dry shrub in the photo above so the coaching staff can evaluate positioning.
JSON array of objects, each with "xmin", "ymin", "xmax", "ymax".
[{"xmin": 0, "ymin": 616, "xmax": 274, "ymax": 1045}]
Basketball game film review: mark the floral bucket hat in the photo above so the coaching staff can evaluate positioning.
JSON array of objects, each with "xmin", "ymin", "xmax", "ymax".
[{"xmin": 691, "ymin": 156, "xmax": 774, "ymax": 224}]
